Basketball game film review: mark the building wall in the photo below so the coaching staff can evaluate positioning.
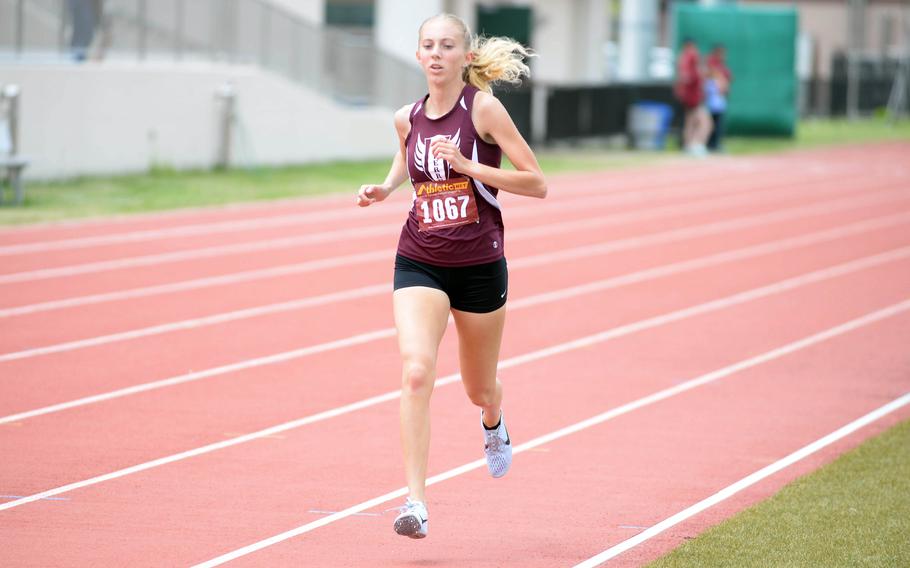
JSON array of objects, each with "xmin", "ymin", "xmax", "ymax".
[
  {"xmin": 373, "ymin": 0, "xmax": 610, "ymax": 85},
  {"xmin": 267, "ymin": 0, "xmax": 325, "ymax": 24},
  {"xmin": 374, "ymin": 0, "xmax": 443, "ymax": 64},
  {"xmin": 2, "ymin": 61, "xmax": 395, "ymax": 180}
]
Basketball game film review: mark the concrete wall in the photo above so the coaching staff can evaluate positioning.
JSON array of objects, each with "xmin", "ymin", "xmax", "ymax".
[{"xmin": 1, "ymin": 61, "xmax": 396, "ymax": 180}]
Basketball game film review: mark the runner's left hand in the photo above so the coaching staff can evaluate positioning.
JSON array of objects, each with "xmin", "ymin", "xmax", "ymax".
[{"xmin": 430, "ymin": 138, "xmax": 470, "ymax": 175}]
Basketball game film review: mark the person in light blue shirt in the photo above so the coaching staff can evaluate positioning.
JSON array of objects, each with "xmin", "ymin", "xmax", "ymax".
[{"xmin": 705, "ymin": 44, "xmax": 732, "ymax": 152}]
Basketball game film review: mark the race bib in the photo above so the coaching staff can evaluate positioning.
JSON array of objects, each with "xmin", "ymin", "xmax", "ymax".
[{"xmin": 414, "ymin": 176, "xmax": 480, "ymax": 232}]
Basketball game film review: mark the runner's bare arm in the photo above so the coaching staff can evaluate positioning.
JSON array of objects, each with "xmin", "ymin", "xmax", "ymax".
[
  {"xmin": 430, "ymin": 92, "xmax": 546, "ymax": 199},
  {"xmin": 357, "ymin": 104, "xmax": 414, "ymax": 207}
]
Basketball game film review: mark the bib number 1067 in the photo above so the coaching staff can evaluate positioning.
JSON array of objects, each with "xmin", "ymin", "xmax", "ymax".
[
  {"xmin": 414, "ymin": 176, "xmax": 479, "ymax": 231},
  {"xmin": 421, "ymin": 195, "xmax": 470, "ymax": 224}
]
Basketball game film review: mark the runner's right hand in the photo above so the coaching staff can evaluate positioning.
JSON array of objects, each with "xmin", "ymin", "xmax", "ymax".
[{"xmin": 356, "ymin": 184, "xmax": 391, "ymax": 207}]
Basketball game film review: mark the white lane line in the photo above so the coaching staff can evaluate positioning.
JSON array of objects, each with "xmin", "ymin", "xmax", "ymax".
[
  {"xmin": 3, "ymin": 208, "xmax": 909, "ymax": 364},
  {"xmin": 0, "ymin": 284, "xmax": 389, "ymax": 363},
  {"xmin": 0, "ymin": 171, "xmax": 878, "ymax": 284},
  {"xmin": 0, "ymin": 190, "xmax": 367, "ymax": 235},
  {"xmin": 507, "ymin": 216, "xmax": 910, "ymax": 309},
  {"xmin": 508, "ymin": 197, "xmax": 910, "ymax": 270},
  {"xmin": 191, "ymin": 301, "xmax": 910, "ymax": 568},
  {"xmin": 3, "ymin": 229, "xmax": 909, "ymax": 427},
  {"xmin": 3, "ymin": 186, "xmax": 907, "ymax": 319},
  {"xmin": 572, "ymin": 390, "xmax": 910, "ymax": 567},
  {"xmin": 0, "ymin": 224, "xmax": 397, "ymax": 284},
  {"xmin": 0, "ymin": 327, "xmax": 398, "ymax": 426},
  {"xmin": 0, "ymin": 249, "xmax": 390, "ymax": 318},
  {"xmin": 0, "ymin": 161, "xmax": 807, "ymax": 253},
  {"xmin": 0, "ymin": 180, "xmax": 644, "ymax": 256},
  {"xmin": 0, "ymin": 167, "xmax": 677, "ymax": 238},
  {"xmin": 2, "ymin": 254, "xmax": 907, "ymax": 512},
  {"xmin": 0, "ymin": 205, "xmax": 407, "ymax": 256},
  {"xmin": 4, "ymin": 152, "xmax": 883, "ymax": 240},
  {"xmin": 0, "ymin": 183, "xmax": 707, "ymax": 282}
]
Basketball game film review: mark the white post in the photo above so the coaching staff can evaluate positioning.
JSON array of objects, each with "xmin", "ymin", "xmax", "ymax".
[
  {"xmin": 847, "ymin": 0, "xmax": 867, "ymax": 119},
  {"xmin": 617, "ymin": 0, "xmax": 657, "ymax": 82},
  {"xmin": 214, "ymin": 82, "xmax": 236, "ymax": 170},
  {"xmin": 574, "ymin": 0, "xmax": 608, "ymax": 82}
]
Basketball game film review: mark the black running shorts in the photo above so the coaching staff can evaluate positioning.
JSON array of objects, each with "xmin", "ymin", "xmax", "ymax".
[{"xmin": 393, "ymin": 254, "xmax": 508, "ymax": 313}]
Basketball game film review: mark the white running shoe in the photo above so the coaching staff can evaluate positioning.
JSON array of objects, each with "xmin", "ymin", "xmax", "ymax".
[
  {"xmin": 393, "ymin": 498, "xmax": 428, "ymax": 539},
  {"xmin": 483, "ymin": 411, "xmax": 512, "ymax": 478}
]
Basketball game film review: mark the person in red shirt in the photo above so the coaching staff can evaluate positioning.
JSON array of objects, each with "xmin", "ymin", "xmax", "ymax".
[
  {"xmin": 356, "ymin": 13, "xmax": 547, "ymax": 539},
  {"xmin": 674, "ymin": 38, "xmax": 713, "ymax": 156}
]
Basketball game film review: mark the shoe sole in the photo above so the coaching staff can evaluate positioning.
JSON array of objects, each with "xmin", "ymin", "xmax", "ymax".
[{"xmin": 394, "ymin": 515, "xmax": 426, "ymax": 539}]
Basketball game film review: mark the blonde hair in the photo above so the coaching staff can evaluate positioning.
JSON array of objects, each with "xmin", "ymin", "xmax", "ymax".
[{"xmin": 419, "ymin": 13, "xmax": 534, "ymax": 94}]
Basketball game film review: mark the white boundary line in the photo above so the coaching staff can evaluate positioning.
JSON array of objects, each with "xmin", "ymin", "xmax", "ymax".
[
  {"xmin": 3, "ymin": 209, "xmax": 909, "ymax": 364},
  {"xmin": 572, "ymin": 390, "xmax": 910, "ymax": 567},
  {"xmin": 0, "ymin": 161, "xmax": 882, "ymax": 263},
  {"xmin": 2, "ymin": 253, "xmax": 908, "ymax": 511},
  {"xmin": 0, "ymin": 178, "xmax": 746, "ymax": 282},
  {"xmin": 6, "ymin": 148, "xmax": 886, "ymax": 237},
  {"xmin": 0, "ymin": 169, "xmax": 726, "ymax": 256},
  {"xmin": 0, "ymin": 172, "xmax": 881, "ymax": 284},
  {"xmin": 0, "ymin": 187, "xmax": 371, "ymax": 234},
  {"xmin": 190, "ymin": 301, "xmax": 910, "ymax": 568},
  {"xmin": 0, "ymin": 156, "xmax": 804, "ymax": 243},
  {"xmin": 4, "ymin": 188, "xmax": 907, "ymax": 319}
]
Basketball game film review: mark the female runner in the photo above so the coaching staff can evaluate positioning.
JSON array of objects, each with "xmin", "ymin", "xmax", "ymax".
[{"xmin": 356, "ymin": 13, "xmax": 547, "ymax": 539}]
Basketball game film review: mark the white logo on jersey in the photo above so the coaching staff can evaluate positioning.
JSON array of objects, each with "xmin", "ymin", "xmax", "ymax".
[{"xmin": 414, "ymin": 129, "xmax": 461, "ymax": 182}]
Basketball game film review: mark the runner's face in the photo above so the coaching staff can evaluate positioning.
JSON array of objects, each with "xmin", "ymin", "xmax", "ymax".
[{"xmin": 417, "ymin": 19, "xmax": 469, "ymax": 83}]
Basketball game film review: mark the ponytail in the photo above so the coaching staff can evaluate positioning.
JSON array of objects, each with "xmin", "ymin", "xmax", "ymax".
[{"xmin": 465, "ymin": 35, "xmax": 534, "ymax": 93}]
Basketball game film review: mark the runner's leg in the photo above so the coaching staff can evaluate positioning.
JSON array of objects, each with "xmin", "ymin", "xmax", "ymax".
[
  {"xmin": 394, "ymin": 286, "xmax": 451, "ymax": 503},
  {"xmin": 452, "ymin": 305, "xmax": 507, "ymax": 427}
]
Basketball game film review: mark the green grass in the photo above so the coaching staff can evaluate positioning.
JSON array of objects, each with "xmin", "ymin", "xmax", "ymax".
[
  {"xmin": 723, "ymin": 116, "xmax": 910, "ymax": 155},
  {"xmin": 648, "ymin": 418, "xmax": 910, "ymax": 568},
  {"xmin": 0, "ymin": 160, "xmax": 394, "ymax": 225},
  {"xmin": 0, "ymin": 150, "xmax": 669, "ymax": 226},
  {"xmin": 2, "ymin": 117, "xmax": 908, "ymax": 225}
]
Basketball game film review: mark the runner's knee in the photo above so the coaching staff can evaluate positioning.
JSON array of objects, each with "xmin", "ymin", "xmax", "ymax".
[
  {"xmin": 464, "ymin": 379, "xmax": 499, "ymax": 408},
  {"xmin": 401, "ymin": 357, "xmax": 435, "ymax": 396}
]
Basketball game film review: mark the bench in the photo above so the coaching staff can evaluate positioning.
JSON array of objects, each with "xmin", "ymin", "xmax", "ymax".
[{"xmin": 0, "ymin": 85, "xmax": 28, "ymax": 206}]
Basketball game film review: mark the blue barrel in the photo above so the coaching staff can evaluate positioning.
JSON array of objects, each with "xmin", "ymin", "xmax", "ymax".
[{"xmin": 628, "ymin": 102, "xmax": 674, "ymax": 150}]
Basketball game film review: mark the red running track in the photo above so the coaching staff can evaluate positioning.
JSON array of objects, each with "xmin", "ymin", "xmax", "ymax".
[{"xmin": 1, "ymin": 143, "xmax": 909, "ymax": 567}]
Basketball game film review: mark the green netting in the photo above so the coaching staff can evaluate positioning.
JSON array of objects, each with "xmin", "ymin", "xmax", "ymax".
[{"xmin": 673, "ymin": 3, "xmax": 798, "ymax": 137}]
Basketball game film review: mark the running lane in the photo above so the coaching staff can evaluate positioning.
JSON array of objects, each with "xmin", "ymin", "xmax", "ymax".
[
  {"xmin": 1, "ymin": 193, "xmax": 908, "ymax": 496},
  {"xmin": 1, "ymin": 143, "xmax": 908, "ymax": 567}
]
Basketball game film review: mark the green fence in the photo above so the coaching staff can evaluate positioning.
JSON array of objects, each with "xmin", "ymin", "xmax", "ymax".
[{"xmin": 673, "ymin": 3, "xmax": 798, "ymax": 137}]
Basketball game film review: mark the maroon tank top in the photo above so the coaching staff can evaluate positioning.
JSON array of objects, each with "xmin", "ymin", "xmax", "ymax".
[{"xmin": 396, "ymin": 84, "xmax": 505, "ymax": 267}]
